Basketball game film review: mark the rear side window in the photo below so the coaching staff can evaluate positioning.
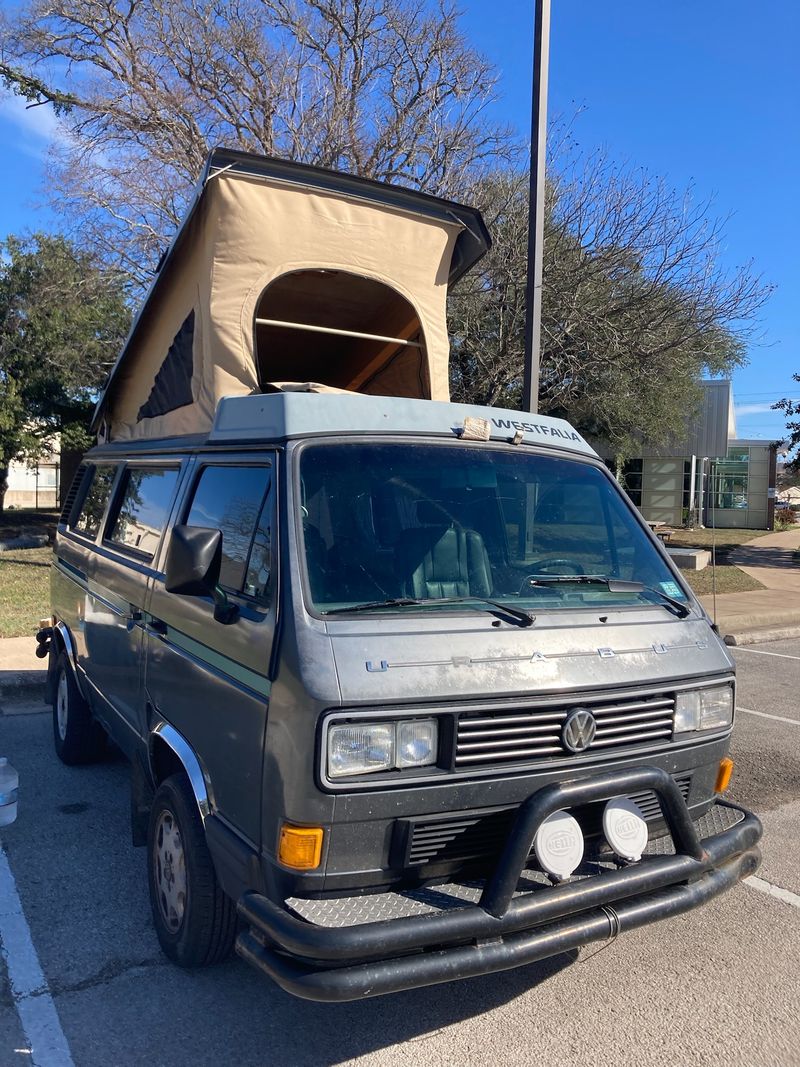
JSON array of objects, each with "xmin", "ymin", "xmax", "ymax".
[
  {"xmin": 108, "ymin": 467, "xmax": 180, "ymax": 558},
  {"xmin": 185, "ymin": 465, "xmax": 272, "ymax": 597},
  {"xmin": 74, "ymin": 466, "xmax": 116, "ymax": 538}
]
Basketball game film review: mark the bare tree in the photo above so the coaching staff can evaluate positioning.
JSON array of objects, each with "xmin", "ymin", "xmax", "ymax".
[
  {"xmin": 2, "ymin": 0, "xmax": 515, "ymax": 285},
  {"xmin": 449, "ymin": 146, "xmax": 772, "ymax": 451}
]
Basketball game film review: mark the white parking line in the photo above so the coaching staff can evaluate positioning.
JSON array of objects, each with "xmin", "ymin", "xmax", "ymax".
[
  {"xmin": 735, "ymin": 646, "xmax": 800, "ymax": 661},
  {"xmin": 738, "ymin": 706, "xmax": 800, "ymax": 726},
  {"xmin": 0, "ymin": 846, "xmax": 75, "ymax": 1067},
  {"xmin": 745, "ymin": 875, "xmax": 800, "ymax": 910}
]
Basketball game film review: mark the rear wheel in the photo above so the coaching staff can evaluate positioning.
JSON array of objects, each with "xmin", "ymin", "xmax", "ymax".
[
  {"xmin": 147, "ymin": 774, "xmax": 236, "ymax": 967},
  {"xmin": 52, "ymin": 652, "xmax": 106, "ymax": 765}
]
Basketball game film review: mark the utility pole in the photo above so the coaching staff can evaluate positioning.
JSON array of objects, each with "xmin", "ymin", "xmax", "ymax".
[{"xmin": 521, "ymin": 0, "xmax": 551, "ymax": 413}]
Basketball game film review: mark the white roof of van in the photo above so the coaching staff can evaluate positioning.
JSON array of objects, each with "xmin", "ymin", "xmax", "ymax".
[{"xmin": 208, "ymin": 393, "xmax": 597, "ymax": 457}]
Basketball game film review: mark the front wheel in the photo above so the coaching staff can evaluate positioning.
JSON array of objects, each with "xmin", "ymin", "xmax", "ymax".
[
  {"xmin": 52, "ymin": 653, "xmax": 106, "ymax": 765},
  {"xmin": 147, "ymin": 774, "xmax": 236, "ymax": 967}
]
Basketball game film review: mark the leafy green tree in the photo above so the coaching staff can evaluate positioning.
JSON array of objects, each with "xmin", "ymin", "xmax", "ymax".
[{"xmin": 0, "ymin": 233, "xmax": 130, "ymax": 508}]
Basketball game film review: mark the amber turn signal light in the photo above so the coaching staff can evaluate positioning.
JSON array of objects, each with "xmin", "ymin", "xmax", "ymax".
[
  {"xmin": 278, "ymin": 824, "xmax": 324, "ymax": 870},
  {"xmin": 715, "ymin": 757, "xmax": 734, "ymax": 793}
]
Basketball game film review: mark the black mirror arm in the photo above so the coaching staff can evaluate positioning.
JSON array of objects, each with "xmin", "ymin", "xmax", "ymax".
[{"xmin": 212, "ymin": 585, "xmax": 239, "ymax": 624}]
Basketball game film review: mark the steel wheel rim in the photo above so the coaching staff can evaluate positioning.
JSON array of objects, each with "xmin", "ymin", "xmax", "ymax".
[
  {"xmin": 154, "ymin": 809, "xmax": 187, "ymax": 933},
  {"xmin": 56, "ymin": 672, "xmax": 69, "ymax": 741}
]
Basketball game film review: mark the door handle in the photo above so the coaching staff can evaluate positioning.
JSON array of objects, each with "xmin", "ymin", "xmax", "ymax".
[
  {"xmin": 124, "ymin": 610, "xmax": 143, "ymax": 633},
  {"xmin": 147, "ymin": 619, "xmax": 168, "ymax": 636}
]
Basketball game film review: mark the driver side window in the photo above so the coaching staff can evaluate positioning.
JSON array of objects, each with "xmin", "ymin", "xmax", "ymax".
[{"xmin": 184, "ymin": 464, "xmax": 273, "ymax": 600}]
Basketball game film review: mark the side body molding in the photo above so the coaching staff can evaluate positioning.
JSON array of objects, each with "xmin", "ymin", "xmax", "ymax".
[{"xmin": 150, "ymin": 721, "xmax": 213, "ymax": 823}]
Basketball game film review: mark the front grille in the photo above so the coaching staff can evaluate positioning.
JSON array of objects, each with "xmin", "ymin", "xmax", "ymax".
[
  {"xmin": 455, "ymin": 693, "xmax": 675, "ymax": 767},
  {"xmin": 407, "ymin": 809, "xmax": 514, "ymax": 866},
  {"xmin": 404, "ymin": 774, "xmax": 691, "ymax": 867}
]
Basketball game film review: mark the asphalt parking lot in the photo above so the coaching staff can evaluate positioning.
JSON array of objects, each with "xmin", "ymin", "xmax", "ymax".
[{"xmin": 1, "ymin": 639, "xmax": 799, "ymax": 1067}]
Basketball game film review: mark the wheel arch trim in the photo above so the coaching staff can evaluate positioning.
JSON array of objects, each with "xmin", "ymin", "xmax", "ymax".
[
  {"xmin": 52, "ymin": 620, "xmax": 78, "ymax": 666},
  {"xmin": 51, "ymin": 621, "xmax": 89, "ymax": 700},
  {"xmin": 149, "ymin": 721, "xmax": 213, "ymax": 824}
]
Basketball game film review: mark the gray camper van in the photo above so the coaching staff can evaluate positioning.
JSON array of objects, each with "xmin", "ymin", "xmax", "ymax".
[{"xmin": 39, "ymin": 152, "xmax": 761, "ymax": 1001}]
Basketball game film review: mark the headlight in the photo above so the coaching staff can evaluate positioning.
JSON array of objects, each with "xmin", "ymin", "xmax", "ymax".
[
  {"xmin": 674, "ymin": 685, "xmax": 733, "ymax": 733},
  {"xmin": 328, "ymin": 723, "xmax": 394, "ymax": 777},
  {"xmin": 327, "ymin": 719, "xmax": 438, "ymax": 778},
  {"xmin": 397, "ymin": 719, "xmax": 438, "ymax": 768}
]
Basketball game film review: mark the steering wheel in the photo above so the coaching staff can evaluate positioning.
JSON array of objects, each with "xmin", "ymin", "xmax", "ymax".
[{"xmin": 518, "ymin": 559, "xmax": 585, "ymax": 595}]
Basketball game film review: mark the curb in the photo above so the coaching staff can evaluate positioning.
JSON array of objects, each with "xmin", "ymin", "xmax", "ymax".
[
  {"xmin": 0, "ymin": 672, "xmax": 46, "ymax": 704},
  {"xmin": 723, "ymin": 625, "xmax": 800, "ymax": 647}
]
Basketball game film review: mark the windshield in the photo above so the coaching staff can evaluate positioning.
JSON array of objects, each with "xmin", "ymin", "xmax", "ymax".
[{"xmin": 297, "ymin": 442, "xmax": 690, "ymax": 617}]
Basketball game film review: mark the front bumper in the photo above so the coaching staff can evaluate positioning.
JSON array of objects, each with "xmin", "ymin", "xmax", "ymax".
[{"xmin": 236, "ymin": 766, "xmax": 762, "ymax": 1001}]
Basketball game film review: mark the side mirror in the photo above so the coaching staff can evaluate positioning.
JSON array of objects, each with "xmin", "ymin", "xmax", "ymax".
[{"xmin": 164, "ymin": 525, "xmax": 238, "ymax": 624}]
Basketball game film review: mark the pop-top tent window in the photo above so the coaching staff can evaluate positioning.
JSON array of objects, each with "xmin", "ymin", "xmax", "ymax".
[
  {"xmin": 255, "ymin": 270, "xmax": 427, "ymax": 397},
  {"xmin": 93, "ymin": 150, "xmax": 490, "ymax": 442}
]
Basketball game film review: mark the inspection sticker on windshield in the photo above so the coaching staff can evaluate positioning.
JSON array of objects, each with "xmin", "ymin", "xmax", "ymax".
[{"xmin": 660, "ymin": 580, "xmax": 683, "ymax": 598}]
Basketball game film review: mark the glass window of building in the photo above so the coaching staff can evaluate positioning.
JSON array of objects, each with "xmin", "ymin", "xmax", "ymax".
[{"xmin": 711, "ymin": 448, "xmax": 750, "ymax": 510}]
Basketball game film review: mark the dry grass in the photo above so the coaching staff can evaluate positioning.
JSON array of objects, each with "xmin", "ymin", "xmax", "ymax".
[
  {"xmin": 682, "ymin": 564, "xmax": 764, "ymax": 597},
  {"xmin": 0, "ymin": 508, "xmax": 59, "ymax": 537},
  {"xmin": 669, "ymin": 529, "xmax": 769, "ymax": 595},
  {"xmin": 667, "ymin": 528, "xmax": 767, "ymax": 553},
  {"xmin": 0, "ymin": 547, "xmax": 52, "ymax": 638}
]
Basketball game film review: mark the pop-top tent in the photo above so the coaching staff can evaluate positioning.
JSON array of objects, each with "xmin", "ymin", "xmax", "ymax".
[{"xmin": 93, "ymin": 148, "xmax": 491, "ymax": 442}]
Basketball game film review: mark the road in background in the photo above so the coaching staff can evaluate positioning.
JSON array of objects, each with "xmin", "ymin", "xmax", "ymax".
[{"xmin": 0, "ymin": 641, "xmax": 798, "ymax": 1067}]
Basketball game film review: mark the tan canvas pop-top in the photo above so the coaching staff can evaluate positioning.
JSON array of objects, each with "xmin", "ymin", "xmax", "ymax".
[{"xmin": 94, "ymin": 149, "xmax": 491, "ymax": 442}]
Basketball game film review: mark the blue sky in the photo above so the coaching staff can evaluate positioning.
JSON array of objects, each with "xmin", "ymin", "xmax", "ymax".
[{"xmin": 1, "ymin": 0, "xmax": 797, "ymax": 442}]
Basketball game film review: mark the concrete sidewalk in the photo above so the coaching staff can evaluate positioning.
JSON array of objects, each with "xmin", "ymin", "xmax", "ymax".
[
  {"xmin": 699, "ymin": 527, "xmax": 800, "ymax": 643},
  {"xmin": 0, "ymin": 635, "xmax": 46, "ymax": 701}
]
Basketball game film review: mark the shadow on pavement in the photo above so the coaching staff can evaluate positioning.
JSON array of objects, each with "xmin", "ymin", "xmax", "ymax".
[{"xmin": 731, "ymin": 545, "xmax": 800, "ymax": 570}]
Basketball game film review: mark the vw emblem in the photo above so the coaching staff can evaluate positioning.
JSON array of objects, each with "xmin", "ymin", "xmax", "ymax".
[{"xmin": 562, "ymin": 708, "xmax": 596, "ymax": 754}]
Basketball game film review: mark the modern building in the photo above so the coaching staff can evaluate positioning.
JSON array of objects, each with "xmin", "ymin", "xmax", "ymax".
[
  {"xmin": 597, "ymin": 381, "xmax": 777, "ymax": 531},
  {"xmin": 4, "ymin": 454, "xmax": 60, "ymax": 509}
]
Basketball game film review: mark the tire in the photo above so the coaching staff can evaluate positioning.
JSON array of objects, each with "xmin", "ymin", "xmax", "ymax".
[
  {"xmin": 147, "ymin": 774, "xmax": 236, "ymax": 967},
  {"xmin": 52, "ymin": 652, "xmax": 106, "ymax": 765}
]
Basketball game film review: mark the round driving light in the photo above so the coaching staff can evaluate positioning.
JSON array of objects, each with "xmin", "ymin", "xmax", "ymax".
[
  {"xmin": 603, "ymin": 797, "xmax": 649, "ymax": 862},
  {"xmin": 533, "ymin": 810, "xmax": 584, "ymax": 881}
]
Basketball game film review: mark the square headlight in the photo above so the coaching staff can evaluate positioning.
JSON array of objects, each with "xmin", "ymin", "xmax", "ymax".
[
  {"xmin": 674, "ymin": 685, "xmax": 733, "ymax": 733},
  {"xmin": 698, "ymin": 685, "xmax": 734, "ymax": 730},
  {"xmin": 397, "ymin": 719, "xmax": 438, "ymax": 768},
  {"xmin": 327, "ymin": 718, "xmax": 439, "ymax": 778},
  {"xmin": 328, "ymin": 723, "xmax": 394, "ymax": 778}
]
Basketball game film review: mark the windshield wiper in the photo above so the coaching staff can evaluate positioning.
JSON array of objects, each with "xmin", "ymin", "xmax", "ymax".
[
  {"xmin": 525, "ymin": 576, "xmax": 641, "ymax": 590},
  {"xmin": 524, "ymin": 576, "xmax": 690, "ymax": 618},
  {"xmin": 323, "ymin": 596, "xmax": 534, "ymax": 627}
]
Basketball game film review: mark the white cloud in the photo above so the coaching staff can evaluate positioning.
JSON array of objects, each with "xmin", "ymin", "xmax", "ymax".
[
  {"xmin": 0, "ymin": 92, "xmax": 70, "ymax": 159},
  {"xmin": 735, "ymin": 402, "xmax": 783, "ymax": 417}
]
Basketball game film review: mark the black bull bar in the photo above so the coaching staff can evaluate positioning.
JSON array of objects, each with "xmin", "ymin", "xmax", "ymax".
[{"xmin": 236, "ymin": 766, "xmax": 762, "ymax": 1001}]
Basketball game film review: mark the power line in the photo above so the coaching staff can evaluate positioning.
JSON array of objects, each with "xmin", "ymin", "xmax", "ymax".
[{"xmin": 734, "ymin": 391, "xmax": 800, "ymax": 398}]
